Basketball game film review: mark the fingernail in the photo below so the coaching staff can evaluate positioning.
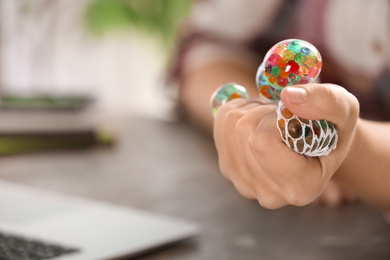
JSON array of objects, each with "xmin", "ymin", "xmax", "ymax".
[{"xmin": 284, "ymin": 87, "xmax": 307, "ymax": 104}]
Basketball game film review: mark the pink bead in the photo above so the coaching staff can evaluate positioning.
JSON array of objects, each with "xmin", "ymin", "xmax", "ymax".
[
  {"xmin": 308, "ymin": 67, "xmax": 319, "ymax": 78},
  {"xmin": 268, "ymin": 54, "xmax": 281, "ymax": 66}
]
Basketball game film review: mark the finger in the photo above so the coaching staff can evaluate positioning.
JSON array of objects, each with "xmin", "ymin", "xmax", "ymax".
[
  {"xmin": 249, "ymin": 113, "xmax": 324, "ymax": 206},
  {"xmin": 213, "ymin": 98, "xmax": 251, "ymax": 128},
  {"xmin": 281, "ymin": 84, "xmax": 360, "ymax": 174},
  {"xmin": 213, "ymin": 98, "xmax": 252, "ymax": 162},
  {"xmin": 280, "ymin": 84, "xmax": 359, "ymax": 128},
  {"xmin": 213, "ymin": 99, "xmax": 262, "ymax": 198},
  {"xmin": 234, "ymin": 104, "xmax": 283, "ymax": 202},
  {"xmin": 235, "ymin": 104, "xmax": 277, "ymax": 153},
  {"xmin": 222, "ymin": 102, "xmax": 265, "ymax": 195}
]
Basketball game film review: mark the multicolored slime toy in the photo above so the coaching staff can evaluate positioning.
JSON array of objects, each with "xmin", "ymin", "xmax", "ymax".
[{"xmin": 210, "ymin": 39, "xmax": 338, "ymax": 157}]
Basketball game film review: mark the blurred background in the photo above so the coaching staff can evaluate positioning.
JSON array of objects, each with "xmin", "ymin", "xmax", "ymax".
[{"xmin": 0, "ymin": 0, "xmax": 193, "ymax": 120}]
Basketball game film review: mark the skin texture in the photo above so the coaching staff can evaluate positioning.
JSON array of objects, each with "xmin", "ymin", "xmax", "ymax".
[
  {"xmin": 213, "ymin": 84, "xmax": 359, "ymax": 209},
  {"xmin": 180, "ymin": 60, "xmax": 390, "ymax": 210}
]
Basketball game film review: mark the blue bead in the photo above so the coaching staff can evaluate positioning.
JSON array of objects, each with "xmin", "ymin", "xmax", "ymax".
[{"xmin": 300, "ymin": 47, "xmax": 310, "ymax": 56}]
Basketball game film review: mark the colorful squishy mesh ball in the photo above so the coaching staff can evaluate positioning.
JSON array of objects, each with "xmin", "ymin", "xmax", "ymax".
[
  {"xmin": 276, "ymin": 102, "xmax": 338, "ymax": 157},
  {"xmin": 262, "ymin": 39, "xmax": 322, "ymax": 89},
  {"xmin": 256, "ymin": 62, "xmax": 280, "ymax": 103},
  {"xmin": 210, "ymin": 83, "xmax": 248, "ymax": 117},
  {"xmin": 209, "ymin": 39, "xmax": 338, "ymax": 157}
]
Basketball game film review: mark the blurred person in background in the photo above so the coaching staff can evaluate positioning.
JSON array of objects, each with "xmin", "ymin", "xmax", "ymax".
[{"xmin": 169, "ymin": 0, "xmax": 390, "ymax": 212}]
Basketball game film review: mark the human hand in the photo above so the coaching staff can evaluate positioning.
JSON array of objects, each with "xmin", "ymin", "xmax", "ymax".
[{"xmin": 213, "ymin": 83, "xmax": 359, "ymax": 209}]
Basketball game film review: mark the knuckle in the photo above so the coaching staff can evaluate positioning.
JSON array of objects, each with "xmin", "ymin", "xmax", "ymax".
[
  {"xmin": 283, "ymin": 185, "xmax": 314, "ymax": 207},
  {"xmin": 321, "ymin": 84, "xmax": 339, "ymax": 114},
  {"xmin": 218, "ymin": 161, "xmax": 231, "ymax": 180},
  {"xmin": 232, "ymin": 178, "xmax": 256, "ymax": 200},
  {"xmin": 346, "ymin": 91, "xmax": 360, "ymax": 120},
  {"xmin": 222, "ymin": 98, "xmax": 247, "ymax": 111},
  {"xmin": 325, "ymin": 84, "xmax": 360, "ymax": 121},
  {"xmin": 248, "ymin": 133, "xmax": 267, "ymax": 158},
  {"xmin": 256, "ymin": 193, "xmax": 285, "ymax": 210},
  {"xmin": 236, "ymin": 186, "xmax": 256, "ymax": 200},
  {"xmin": 215, "ymin": 99, "xmax": 245, "ymax": 117},
  {"xmin": 335, "ymin": 85, "xmax": 360, "ymax": 116},
  {"xmin": 254, "ymin": 184, "xmax": 286, "ymax": 209},
  {"xmin": 224, "ymin": 109, "xmax": 246, "ymax": 124},
  {"xmin": 235, "ymin": 117, "xmax": 253, "ymax": 137}
]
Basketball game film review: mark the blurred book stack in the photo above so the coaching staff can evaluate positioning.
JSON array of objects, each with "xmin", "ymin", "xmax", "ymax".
[{"xmin": 0, "ymin": 95, "xmax": 113, "ymax": 155}]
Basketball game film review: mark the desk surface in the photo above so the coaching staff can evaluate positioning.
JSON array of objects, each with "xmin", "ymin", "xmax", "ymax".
[{"xmin": 0, "ymin": 117, "xmax": 389, "ymax": 260}]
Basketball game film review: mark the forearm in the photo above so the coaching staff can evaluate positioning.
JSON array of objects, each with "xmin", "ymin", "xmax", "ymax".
[
  {"xmin": 335, "ymin": 118, "xmax": 390, "ymax": 210},
  {"xmin": 180, "ymin": 61, "xmax": 258, "ymax": 133}
]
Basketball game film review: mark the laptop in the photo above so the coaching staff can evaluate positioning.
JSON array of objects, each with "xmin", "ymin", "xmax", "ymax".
[{"xmin": 0, "ymin": 179, "xmax": 200, "ymax": 260}]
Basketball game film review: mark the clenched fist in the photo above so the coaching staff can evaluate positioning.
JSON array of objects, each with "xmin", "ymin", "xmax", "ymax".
[{"xmin": 213, "ymin": 84, "xmax": 359, "ymax": 209}]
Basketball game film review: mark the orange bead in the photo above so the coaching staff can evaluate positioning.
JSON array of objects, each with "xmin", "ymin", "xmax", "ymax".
[
  {"xmin": 281, "ymin": 107, "xmax": 294, "ymax": 119},
  {"xmin": 278, "ymin": 119, "xmax": 286, "ymax": 140},
  {"xmin": 277, "ymin": 58, "xmax": 287, "ymax": 69},
  {"xmin": 276, "ymin": 44, "xmax": 287, "ymax": 56},
  {"xmin": 278, "ymin": 118, "xmax": 285, "ymax": 128},
  {"xmin": 260, "ymin": 85, "xmax": 273, "ymax": 99},
  {"xmin": 268, "ymin": 75, "xmax": 277, "ymax": 84},
  {"xmin": 299, "ymin": 64, "xmax": 310, "ymax": 77},
  {"xmin": 228, "ymin": 92, "xmax": 242, "ymax": 101},
  {"xmin": 279, "ymin": 69, "xmax": 290, "ymax": 78},
  {"xmin": 263, "ymin": 69, "xmax": 271, "ymax": 77},
  {"xmin": 305, "ymin": 55, "xmax": 318, "ymax": 67}
]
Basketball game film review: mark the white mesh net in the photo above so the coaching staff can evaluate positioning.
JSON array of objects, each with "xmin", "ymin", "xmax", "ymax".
[{"xmin": 276, "ymin": 101, "xmax": 338, "ymax": 157}]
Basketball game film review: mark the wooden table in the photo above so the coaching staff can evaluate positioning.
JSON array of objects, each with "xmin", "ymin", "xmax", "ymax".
[{"xmin": 0, "ymin": 117, "xmax": 389, "ymax": 260}]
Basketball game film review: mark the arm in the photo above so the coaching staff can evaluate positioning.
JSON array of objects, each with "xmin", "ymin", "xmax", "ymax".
[
  {"xmin": 180, "ymin": 60, "xmax": 390, "ymax": 211},
  {"xmin": 335, "ymin": 119, "xmax": 390, "ymax": 210}
]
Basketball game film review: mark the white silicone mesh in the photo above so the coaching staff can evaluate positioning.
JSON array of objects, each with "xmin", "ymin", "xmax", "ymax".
[{"xmin": 276, "ymin": 101, "xmax": 338, "ymax": 157}]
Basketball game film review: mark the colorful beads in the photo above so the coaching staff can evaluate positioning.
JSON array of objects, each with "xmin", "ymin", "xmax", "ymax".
[
  {"xmin": 295, "ymin": 52, "xmax": 307, "ymax": 65},
  {"xmin": 286, "ymin": 60, "xmax": 300, "ymax": 74},
  {"xmin": 210, "ymin": 83, "xmax": 249, "ymax": 117},
  {"xmin": 300, "ymin": 47, "xmax": 310, "ymax": 55},
  {"xmin": 262, "ymin": 39, "xmax": 322, "ymax": 89},
  {"xmin": 282, "ymin": 49, "xmax": 295, "ymax": 60},
  {"xmin": 276, "ymin": 102, "xmax": 338, "ymax": 156},
  {"xmin": 255, "ymin": 39, "xmax": 338, "ymax": 156},
  {"xmin": 268, "ymin": 53, "xmax": 281, "ymax": 66},
  {"xmin": 271, "ymin": 66, "xmax": 281, "ymax": 77},
  {"xmin": 209, "ymin": 39, "xmax": 338, "ymax": 157},
  {"xmin": 276, "ymin": 44, "xmax": 287, "ymax": 56},
  {"xmin": 299, "ymin": 64, "xmax": 310, "ymax": 77},
  {"xmin": 256, "ymin": 62, "xmax": 280, "ymax": 103},
  {"xmin": 258, "ymin": 85, "xmax": 281, "ymax": 103},
  {"xmin": 288, "ymin": 41, "xmax": 302, "ymax": 53}
]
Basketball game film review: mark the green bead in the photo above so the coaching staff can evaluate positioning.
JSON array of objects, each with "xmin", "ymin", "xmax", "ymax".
[
  {"xmin": 295, "ymin": 52, "xmax": 307, "ymax": 65},
  {"xmin": 282, "ymin": 49, "xmax": 295, "ymax": 60},
  {"xmin": 304, "ymin": 126, "xmax": 311, "ymax": 137},
  {"xmin": 271, "ymin": 66, "xmax": 281, "ymax": 77},
  {"xmin": 319, "ymin": 120, "xmax": 327, "ymax": 131},
  {"xmin": 288, "ymin": 41, "xmax": 301, "ymax": 53},
  {"xmin": 289, "ymin": 74, "xmax": 301, "ymax": 85},
  {"xmin": 328, "ymin": 123, "xmax": 334, "ymax": 131},
  {"xmin": 210, "ymin": 83, "xmax": 249, "ymax": 117}
]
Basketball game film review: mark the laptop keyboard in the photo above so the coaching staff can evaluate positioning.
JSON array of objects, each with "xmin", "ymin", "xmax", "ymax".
[{"xmin": 0, "ymin": 231, "xmax": 79, "ymax": 260}]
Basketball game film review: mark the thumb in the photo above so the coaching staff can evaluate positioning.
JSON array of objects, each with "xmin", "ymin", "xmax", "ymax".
[{"xmin": 280, "ymin": 84, "xmax": 359, "ymax": 128}]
